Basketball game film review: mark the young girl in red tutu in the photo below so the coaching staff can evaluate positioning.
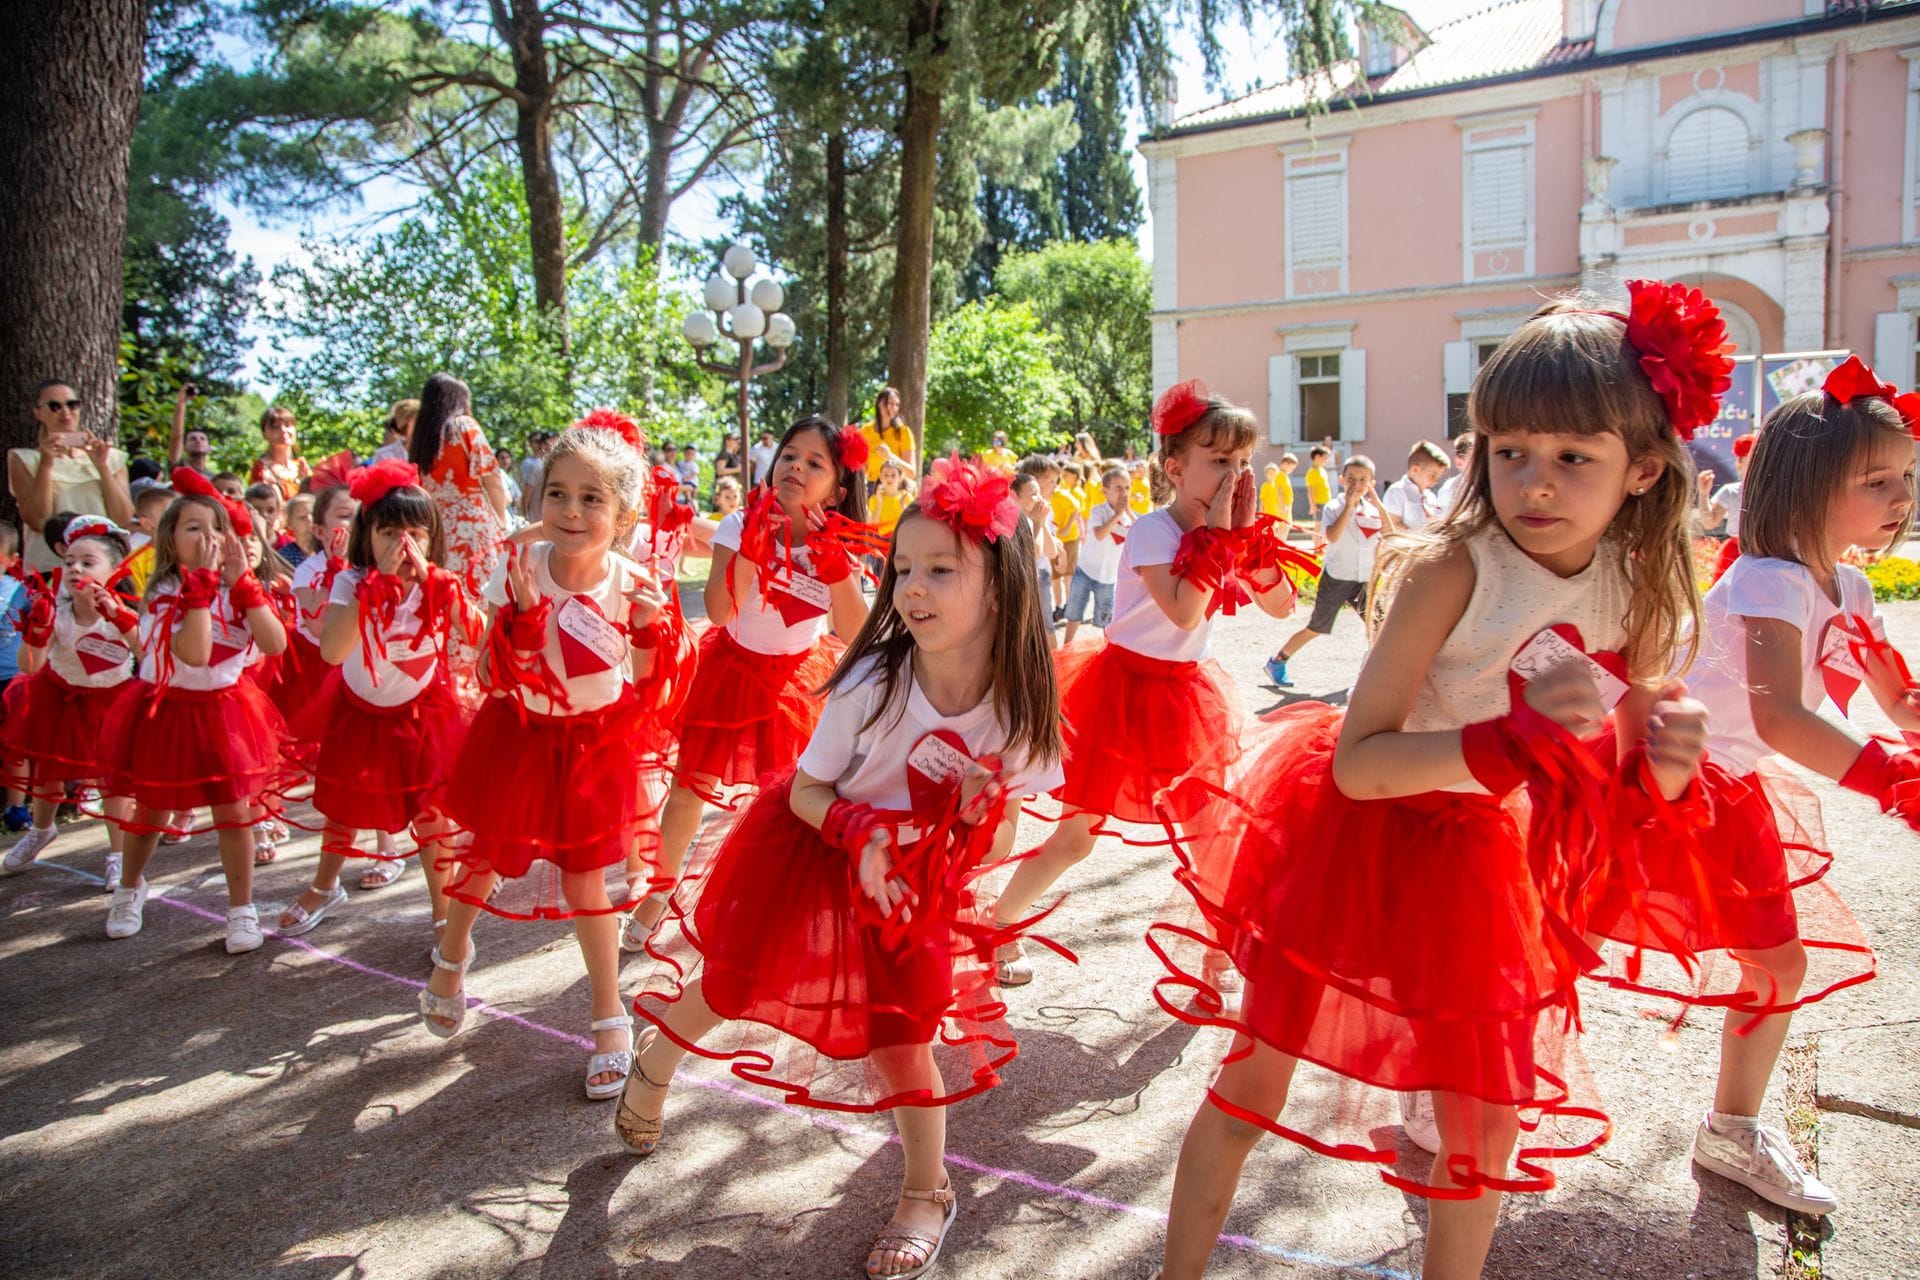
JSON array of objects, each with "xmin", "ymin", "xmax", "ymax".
[
  {"xmin": 1585, "ymin": 356, "xmax": 1920, "ymax": 1218},
  {"xmin": 0, "ymin": 517, "xmax": 139, "ymax": 885},
  {"xmin": 987, "ymin": 385, "xmax": 1300, "ymax": 989},
  {"xmin": 272, "ymin": 484, "xmax": 353, "ymax": 726},
  {"xmin": 620, "ymin": 455, "xmax": 1060, "ymax": 1280},
  {"xmin": 275, "ymin": 462, "xmax": 475, "ymax": 939},
  {"xmin": 1156, "ymin": 282, "xmax": 1724, "ymax": 1280},
  {"xmin": 423, "ymin": 420, "xmax": 691, "ymax": 1101},
  {"xmin": 633, "ymin": 416, "xmax": 874, "ymax": 946},
  {"xmin": 99, "ymin": 469, "xmax": 289, "ymax": 954}
]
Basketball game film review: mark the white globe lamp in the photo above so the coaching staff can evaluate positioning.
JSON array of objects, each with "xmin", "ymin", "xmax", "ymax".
[
  {"xmin": 703, "ymin": 272, "xmax": 735, "ymax": 312},
  {"xmin": 682, "ymin": 311, "xmax": 717, "ymax": 347},
  {"xmin": 723, "ymin": 243, "xmax": 758, "ymax": 280},
  {"xmin": 750, "ymin": 278, "xmax": 785, "ymax": 312},
  {"xmin": 765, "ymin": 312, "xmax": 796, "ymax": 349},
  {"xmin": 729, "ymin": 302, "xmax": 767, "ymax": 340}
]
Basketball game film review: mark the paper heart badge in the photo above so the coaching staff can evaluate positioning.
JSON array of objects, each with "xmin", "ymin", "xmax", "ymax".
[
  {"xmin": 1508, "ymin": 623, "xmax": 1630, "ymax": 714},
  {"xmin": 553, "ymin": 594, "xmax": 625, "ymax": 679},
  {"xmin": 1816, "ymin": 614, "xmax": 1883, "ymax": 713},
  {"xmin": 74, "ymin": 632, "xmax": 130, "ymax": 677},
  {"xmin": 766, "ymin": 568, "xmax": 832, "ymax": 627},
  {"xmin": 905, "ymin": 729, "xmax": 978, "ymax": 815}
]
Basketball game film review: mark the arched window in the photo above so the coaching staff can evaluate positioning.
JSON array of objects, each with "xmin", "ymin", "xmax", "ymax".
[{"xmin": 1666, "ymin": 107, "xmax": 1752, "ymax": 203}]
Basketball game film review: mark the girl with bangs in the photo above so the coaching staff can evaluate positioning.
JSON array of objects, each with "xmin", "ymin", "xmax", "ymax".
[
  {"xmin": 1585, "ymin": 356, "xmax": 1920, "ymax": 1219},
  {"xmin": 621, "ymin": 456, "xmax": 1059, "ymax": 1280},
  {"xmin": 1157, "ymin": 282, "xmax": 1725, "ymax": 1279}
]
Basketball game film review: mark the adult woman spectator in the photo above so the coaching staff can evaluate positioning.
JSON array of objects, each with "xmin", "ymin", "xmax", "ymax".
[
  {"xmin": 249, "ymin": 405, "xmax": 311, "ymax": 499},
  {"xmin": 8, "ymin": 379, "xmax": 134, "ymax": 572},
  {"xmin": 859, "ymin": 386, "xmax": 916, "ymax": 484},
  {"xmin": 408, "ymin": 372, "xmax": 510, "ymax": 599},
  {"xmin": 371, "ymin": 398, "xmax": 419, "ymax": 463},
  {"xmin": 713, "ymin": 433, "xmax": 742, "ymax": 492}
]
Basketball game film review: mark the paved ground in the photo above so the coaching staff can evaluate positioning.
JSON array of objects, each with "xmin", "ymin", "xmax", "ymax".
[{"xmin": 2, "ymin": 595, "xmax": 1917, "ymax": 1280}]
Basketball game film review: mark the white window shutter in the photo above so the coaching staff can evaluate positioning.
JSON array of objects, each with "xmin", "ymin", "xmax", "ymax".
[
  {"xmin": 1443, "ymin": 341, "xmax": 1473, "ymax": 394},
  {"xmin": 1667, "ymin": 108, "xmax": 1751, "ymax": 202},
  {"xmin": 1268, "ymin": 354, "xmax": 1297, "ymax": 444},
  {"xmin": 1469, "ymin": 147, "xmax": 1528, "ymax": 248},
  {"xmin": 1875, "ymin": 311, "xmax": 1916, "ymax": 385},
  {"xmin": 1288, "ymin": 172, "xmax": 1344, "ymax": 269},
  {"xmin": 1339, "ymin": 348, "xmax": 1367, "ymax": 441}
]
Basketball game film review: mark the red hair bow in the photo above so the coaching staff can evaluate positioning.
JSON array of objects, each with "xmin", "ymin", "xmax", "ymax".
[
  {"xmin": 1731, "ymin": 433, "xmax": 1758, "ymax": 460},
  {"xmin": 1825, "ymin": 356, "xmax": 1920, "ymax": 435},
  {"xmin": 838, "ymin": 426, "xmax": 870, "ymax": 475},
  {"xmin": 1619, "ymin": 279, "xmax": 1736, "ymax": 441},
  {"xmin": 919, "ymin": 453, "xmax": 1019, "ymax": 544},
  {"xmin": 310, "ymin": 449, "xmax": 358, "ymax": 491},
  {"xmin": 349, "ymin": 458, "xmax": 420, "ymax": 506},
  {"xmin": 170, "ymin": 466, "xmax": 252, "ymax": 537},
  {"xmin": 574, "ymin": 407, "xmax": 645, "ymax": 452},
  {"xmin": 1152, "ymin": 379, "xmax": 1211, "ymax": 437}
]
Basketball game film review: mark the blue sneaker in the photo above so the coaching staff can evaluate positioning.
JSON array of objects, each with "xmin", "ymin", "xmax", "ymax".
[
  {"xmin": 1264, "ymin": 656, "xmax": 1293, "ymax": 687},
  {"xmin": 2, "ymin": 805, "xmax": 29, "ymax": 833}
]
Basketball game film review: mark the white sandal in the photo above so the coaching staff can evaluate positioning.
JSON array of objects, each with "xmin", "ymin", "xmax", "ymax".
[
  {"xmin": 865, "ymin": 1180, "xmax": 958, "ymax": 1280},
  {"xmin": 419, "ymin": 944, "xmax": 475, "ymax": 1038},
  {"xmin": 584, "ymin": 1014, "xmax": 635, "ymax": 1101},
  {"xmin": 277, "ymin": 885, "xmax": 348, "ymax": 936},
  {"xmin": 619, "ymin": 891, "xmax": 671, "ymax": 953}
]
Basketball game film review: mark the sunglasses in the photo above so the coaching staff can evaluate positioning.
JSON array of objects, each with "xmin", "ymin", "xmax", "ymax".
[{"xmin": 43, "ymin": 399, "xmax": 81, "ymax": 412}]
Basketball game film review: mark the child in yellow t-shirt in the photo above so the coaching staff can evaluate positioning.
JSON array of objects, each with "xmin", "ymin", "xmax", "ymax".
[
  {"xmin": 1128, "ymin": 459, "xmax": 1153, "ymax": 514},
  {"xmin": 1050, "ymin": 461, "xmax": 1086, "ymax": 616},
  {"xmin": 1304, "ymin": 444, "xmax": 1333, "ymax": 517},
  {"xmin": 870, "ymin": 460, "xmax": 911, "ymax": 538}
]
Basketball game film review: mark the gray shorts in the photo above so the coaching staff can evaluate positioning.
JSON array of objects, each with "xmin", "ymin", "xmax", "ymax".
[{"xmin": 1305, "ymin": 574, "xmax": 1368, "ymax": 634}]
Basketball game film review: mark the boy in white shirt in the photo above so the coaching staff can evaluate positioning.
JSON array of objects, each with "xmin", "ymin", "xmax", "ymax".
[
  {"xmin": 1264, "ymin": 456, "xmax": 1391, "ymax": 687},
  {"xmin": 1064, "ymin": 466, "xmax": 1132, "ymax": 645},
  {"xmin": 1380, "ymin": 440, "xmax": 1448, "ymax": 533}
]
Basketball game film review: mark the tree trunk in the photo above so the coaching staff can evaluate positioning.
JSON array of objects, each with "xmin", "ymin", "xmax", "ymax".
[
  {"xmin": 825, "ymin": 131, "xmax": 851, "ymax": 427},
  {"xmin": 0, "ymin": 0, "xmax": 145, "ymax": 517},
  {"xmin": 884, "ymin": 0, "xmax": 947, "ymax": 471},
  {"xmin": 499, "ymin": 0, "xmax": 569, "ymax": 358}
]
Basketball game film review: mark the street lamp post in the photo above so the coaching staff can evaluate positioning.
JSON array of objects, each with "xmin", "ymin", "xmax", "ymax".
[{"xmin": 683, "ymin": 243, "xmax": 796, "ymax": 447}]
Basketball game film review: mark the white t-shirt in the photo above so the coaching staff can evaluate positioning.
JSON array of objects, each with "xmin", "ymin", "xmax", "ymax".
[
  {"xmin": 712, "ymin": 509, "xmax": 833, "ymax": 656},
  {"xmin": 1712, "ymin": 482, "xmax": 1744, "ymax": 538},
  {"xmin": 47, "ymin": 599, "xmax": 134, "ymax": 690},
  {"xmin": 748, "ymin": 442, "xmax": 777, "ymax": 488},
  {"xmin": 371, "ymin": 440, "xmax": 408, "ymax": 464},
  {"xmin": 1320, "ymin": 493, "xmax": 1384, "ymax": 583},
  {"xmin": 1076, "ymin": 502, "xmax": 1127, "ymax": 585},
  {"xmin": 1436, "ymin": 472, "xmax": 1466, "ymax": 511},
  {"xmin": 1686, "ymin": 555, "xmax": 1881, "ymax": 775},
  {"xmin": 1381, "ymin": 476, "xmax": 1441, "ymax": 533},
  {"xmin": 797, "ymin": 656, "xmax": 1064, "ymax": 818},
  {"xmin": 289, "ymin": 552, "xmax": 333, "ymax": 644},
  {"xmin": 481, "ymin": 542, "xmax": 644, "ymax": 716},
  {"xmin": 328, "ymin": 568, "xmax": 443, "ymax": 707},
  {"xmin": 138, "ymin": 579, "xmax": 259, "ymax": 691},
  {"xmin": 1103, "ymin": 508, "xmax": 1211, "ymax": 663}
]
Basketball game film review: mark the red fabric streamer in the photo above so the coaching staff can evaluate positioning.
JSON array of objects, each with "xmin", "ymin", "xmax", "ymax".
[
  {"xmin": 625, "ymin": 599, "xmax": 696, "ymax": 725},
  {"xmin": 353, "ymin": 570, "xmax": 408, "ymax": 681},
  {"xmin": 822, "ymin": 798, "xmax": 885, "ymax": 856},
  {"xmin": 1839, "ymin": 740, "xmax": 1920, "ymax": 831},
  {"xmin": 738, "ymin": 486, "xmax": 797, "ymax": 599},
  {"xmin": 178, "ymin": 567, "xmax": 222, "ymax": 610},
  {"xmin": 485, "ymin": 596, "xmax": 573, "ymax": 712},
  {"xmin": 1236, "ymin": 514, "xmax": 1322, "ymax": 587},
  {"xmin": 20, "ymin": 585, "xmax": 54, "ymax": 648},
  {"xmin": 1152, "ymin": 379, "xmax": 1212, "ymax": 437},
  {"xmin": 1170, "ymin": 525, "xmax": 1251, "ymax": 616},
  {"xmin": 228, "ymin": 571, "xmax": 271, "ymax": 613},
  {"xmin": 807, "ymin": 512, "xmax": 889, "ymax": 584}
]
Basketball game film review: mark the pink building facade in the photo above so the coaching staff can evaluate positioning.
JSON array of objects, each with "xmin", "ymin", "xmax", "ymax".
[{"xmin": 1141, "ymin": 0, "xmax": 1920, "ymax": 480}]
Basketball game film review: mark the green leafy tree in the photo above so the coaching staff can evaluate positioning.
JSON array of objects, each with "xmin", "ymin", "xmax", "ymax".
[
  {"xmin": 924, "ymin": 299, "xmax": 1068, "ymax": 456},
  {"xmin": 993, "ymin": 238, "xmax": 1150, "ymax": 452}
]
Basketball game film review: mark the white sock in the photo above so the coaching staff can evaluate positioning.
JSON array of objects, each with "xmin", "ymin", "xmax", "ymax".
[
  {"xmin": 1709, "ymin": 1110, "xmax": 1761, "ymax": 1133},
  {"xmin": 31, "ymin": 825, "xmax": 54, "ymax": 835}
]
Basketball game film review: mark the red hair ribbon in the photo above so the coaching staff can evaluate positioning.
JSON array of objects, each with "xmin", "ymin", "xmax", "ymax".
[
  {"xmin": 1731, "ymin": 433, "xmax": 1758, "ymax": 460},
  {"xmin": 171, "ymin": 466, "xmax": 253, "ymax": 537},
  {"xmin": 1152, "ymin": 379, "xmax": 1211, "ymax": 437},
  {"xmin": 918, "ymin": 453, "xmax": 1020, "ymax": 544},
  {"xmin": 838, "ymin": 426, "xmax": 870, "ymax": 475},
  {"xmin": 1236, "ymin": 515, "xmax": 1323, "ymax": 587},
  {"xmin": 310, "ymin": 449, "xmax": 358, "ymax": 492},
  {"xmin": 574, "ymin": 407, "xmax": 646, "ymax": 453},
  {"xmin": 349, "ymin": 459, "xmax": 420, "ymax": 506},
  {"xmin": 1824, "ymin": 355, "xmax": 1920, "ymax": 436},
  {"xmin": 1579, "ymin": 281, "xmax": 1736, "ymax": 441}
]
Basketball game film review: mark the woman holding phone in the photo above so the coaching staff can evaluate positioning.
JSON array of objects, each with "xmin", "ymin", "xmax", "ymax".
[{"xmin": 8, "ymin": 379, "xmax": 134, "ymax": 572}]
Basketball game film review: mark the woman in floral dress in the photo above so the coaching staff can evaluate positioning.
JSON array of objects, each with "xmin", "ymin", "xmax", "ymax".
[{"xmin": 409, "ymin": 373, "xmax": 511, "ymax": 600}]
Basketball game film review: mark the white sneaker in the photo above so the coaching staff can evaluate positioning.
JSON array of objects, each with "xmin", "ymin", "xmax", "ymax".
[
  {"xmin": 1692, "ymin": 1111, "xmax": 1839, "ymax": 1216},
  {"xmin": 101, "ymin": 853, "xmax": 122, "ymax": 892},
  {"xmin": 2, "ymin": 826, "xmax": 58, "ymax": 874},
  {"xmin": 105, "ymin": 880, "xmax": 148, "ymax": 938},
  {"xmin": 1400, "ymin": 1091, "xmax": 1442, "ymax": 1155},
  {"xmin": 225, "ymin": 905, "xmax": 265, "ymax": 954}
]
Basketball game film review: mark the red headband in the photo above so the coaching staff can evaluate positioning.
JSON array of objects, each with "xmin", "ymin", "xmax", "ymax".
[
  {"xmin": 918, "ymin": 453, "xmax": 1020, "ymax": 545},
  {"xmin": 170, "ymin": 466, "xmax": 253, "ymax": 537},
  {"xmin": 573, "ymin": 407, "xmax": 645, "ymax": 453},
  {"xmin": 1152, "ymin": 379, "xmax": 1212, "ymax": 437},
  {"xmin": 1576, "ymin": 279, "xmax": 1735, "ymax": 441},
  {"xmin": 838, "ymin": 427, "xmax": 870, "ymax": 475},
  {"xmin": 1825, "ymin": 355, "xmax": 1920, "ymax": 435},
  {"xmin": 349, "ymin": 458, "xmax": 420, "ymax": 507}
]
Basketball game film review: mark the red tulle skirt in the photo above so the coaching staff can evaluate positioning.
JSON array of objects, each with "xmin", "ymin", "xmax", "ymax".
[
  {"xmin": 671, "ymin": 626, "xmax": 839, "ymax": 803},
  {"xmin": 267, "ymin": 632, "xmax": 331, "ymax": 733},
  {"xmin": 1053, "ymin": 639, "xmax": 1242, "ymax": 836},
  {"xmin": 440, "ymin": 689, "xmax": 670, "ymax": 919},
  {"xmin": 1150, "ymin": 703, "xmax": 1605, "ymax": 1196},
  {"xmin": 287, "ymin": 672, "xmax": 469, "ymax": 835},
  {"xmin": 99, "ymin": 679, "xmax": 288, "ymax": 826},
  {"xmin": 1, "ymin": 668, "xmax": 127, "ymax": 794},
  {"xmin": 635, "ymin": 772, "xmax": 1016, "ymax": 1112},
  {"xmin": 1588, "ymin": 761, "xmax": 1873, "ymax": 1015}
]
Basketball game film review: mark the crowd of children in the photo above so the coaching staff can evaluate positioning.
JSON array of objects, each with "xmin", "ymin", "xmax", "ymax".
[{"xmin": 3, "ymin": 277, "xmax": 1919, "ymax": 1280}]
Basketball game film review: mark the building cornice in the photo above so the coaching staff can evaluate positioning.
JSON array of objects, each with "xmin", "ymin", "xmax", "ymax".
[{"xmin": 1153, "ymin": 273, "xmax": 1582, "ymax": 323}]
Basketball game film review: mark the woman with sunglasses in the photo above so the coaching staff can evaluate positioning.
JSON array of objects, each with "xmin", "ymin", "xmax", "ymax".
[{"xmin": 8, "ymin": 380, "xmax": 134, "ymax": 572}]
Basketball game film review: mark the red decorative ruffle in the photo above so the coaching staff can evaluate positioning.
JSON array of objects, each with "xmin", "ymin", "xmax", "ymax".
[
  {"xmin": 265, "ymin": 632, "xmax": 332, "ymax": 733},
  {"xmin": 284, "ymin": 671, "xmax": 470, "ymax": 835},
  {"xmin": 671, "ymin": 626, "xmax": 840, "ymax": 804},
  {"xmin": 99, "ymin": 679, "xmax": 288, "ymax": 825},
  {"xmin": 0, "ymin": 668, "xmax": 126, "ymax": 795}
]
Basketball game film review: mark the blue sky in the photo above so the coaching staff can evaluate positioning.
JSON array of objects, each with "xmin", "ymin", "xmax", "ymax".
[{"xmin": 224, "ymin": 0, "xmax": 1496, "ymax": 389}]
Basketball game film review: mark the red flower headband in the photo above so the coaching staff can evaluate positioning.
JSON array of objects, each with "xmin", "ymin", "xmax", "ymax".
[
  {"xmin": 171, "ymin": 466, "xmax": 253, "ymax": 537},
  {"xmin": 918, "ymin": 453, "xmax": 1020, "ymax": 544},
  {"xmin": 63, "ymin": 514, "xmax": 131, "ymax": 544},
  {"xmin": 1825, "ymin": 355, "xmax": 1920, "ymax": 435},
  {"xmin": 573, "ymin": 407, "xmax": 645, "ymax": 453},
  {"xmin": 1152, "ymin": 379, "xmax": 1212, "ymax": 437},
  {"xmin": 349, "ymin": 458, "xmax": 420, "ymax": 506},
  {"xmin": 838, "ymin": 426, "xmax": 870, "ymax": 475},
  {"xmin": 1579, "ymin": 279, "xmax": 1735, "ymax": 441}
]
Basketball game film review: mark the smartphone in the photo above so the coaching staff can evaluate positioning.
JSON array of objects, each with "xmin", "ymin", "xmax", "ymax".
[{"xmin": 51, "ymin": 432, "xmax": 88, "ymax": 448}]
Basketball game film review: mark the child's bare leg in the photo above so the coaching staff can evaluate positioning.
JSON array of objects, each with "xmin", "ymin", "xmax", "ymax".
[
  {"xmin": 992, "ymin": 810, "xmax": 1098, "ymax": 927},
  {"xmin": 564, "ymin": 869, "xmax": 629, "ymax": 1088},
  {"xmin": 119, "ymin": 808, "xmax": 166, "ymax": 888},
  {"xmin": 1163, "ymin": 1035, "xmax": 1300, "ymax": 1279},
  {"xmin": 1714, "ymin": 941, "xmax": 1807, "ymax": 1116},
  {"xmin": 635, "ymin": 784, "xmax": 706, "ymax": 932},
  {"xmin": 868, "ymin": 1043, "xmax": 951, "ymax": 1274},
  {"xmin": 1423, "ymin": 1092, "xmax": 1520, "ymax": 1280},
  {"xmin": 210, "ymin": 803, "xmax": 255, "ymax": 907},
  {"xmin": 103, "ymin": 796, "xmax": 132, "ymax": 853},
  {"xmin": 282, "ymin": 822, "xmax": 352, "ymax": 925}
]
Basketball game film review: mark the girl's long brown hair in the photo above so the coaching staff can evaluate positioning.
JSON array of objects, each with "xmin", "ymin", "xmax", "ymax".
[
  {"xmin": 1374, "ymin": 296, "xmax": 1703, "ymax": 678},
  {"xmin": 820, "ymin": 508, "xmax": 1061, "ymax": 767},
  {"xmin": 144, "ymin": 494, "xmax": 229, "ymax": 603}
]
